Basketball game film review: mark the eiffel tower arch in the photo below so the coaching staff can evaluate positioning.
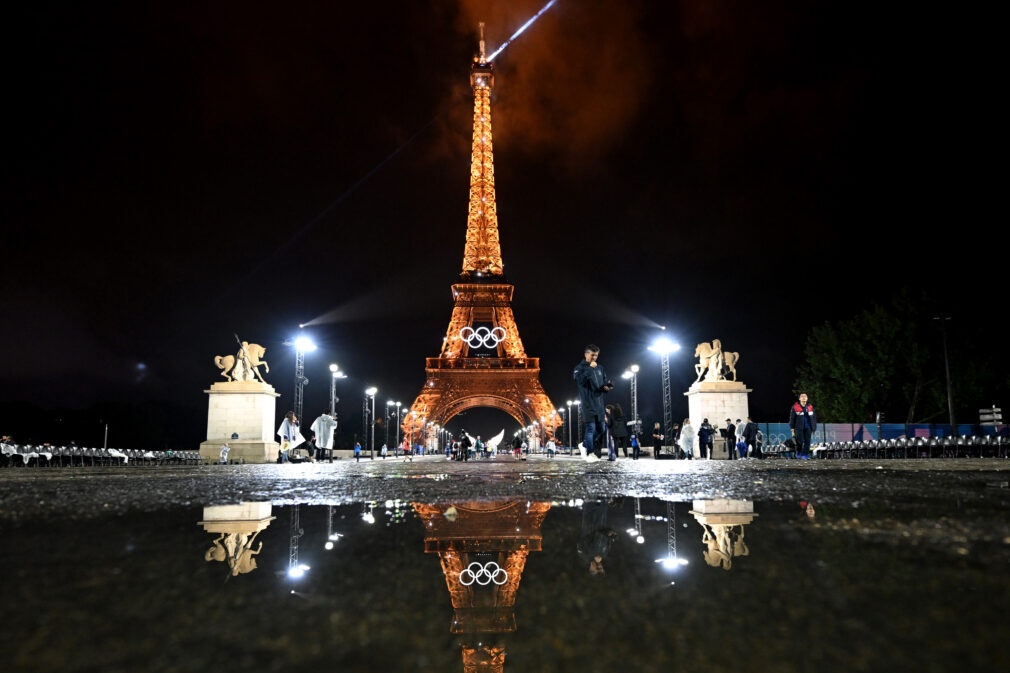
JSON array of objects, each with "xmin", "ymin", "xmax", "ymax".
[{"xmin": 403, "ymin": 30, "xmax": 559, "ymax": 446}]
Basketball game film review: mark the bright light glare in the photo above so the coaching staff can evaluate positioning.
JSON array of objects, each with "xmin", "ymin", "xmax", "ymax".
[
  {"xmin": 631, "ymin": 364, "xmax": 640, "ymax": 373},
  {"xmin": 329, "ymin": 363, "xmax": 339, "ymax": 372},
  {"xmin": 287, "ymin": 563, "xmax": 310, "ymax": 579},
  {"xmin": 324, "ymin": 541, "xmax": 334, "ymax": 550},
  {"xmin": 365, "ymin": 386, "xmax": 378, "ymax": 396},
  {"xmin": 648, "ymin": 337, "xmax": 680, "ymax": 355},
  {"xmin": 294, "ymin": 336, "xmax": 317, "ymax": 352},
  {"xmin": 362, "ymin": 512, "xmax": 376, "ymax": 524},
  {"xmin": 636, "ymin": 535, "xmax": 645, "ymax": 544},
  {"xmin": 622, "ymin": 371, "xmax": 633, "ymax": 379}
]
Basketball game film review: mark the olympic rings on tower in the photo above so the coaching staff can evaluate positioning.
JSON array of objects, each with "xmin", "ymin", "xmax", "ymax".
[
  {"xmin": 459, "ymin": 326, "xmax": 507, "ymax": 349},
  {"xmin": 458, "ymin": 561, "xmax": 508, "ymax": 586}
]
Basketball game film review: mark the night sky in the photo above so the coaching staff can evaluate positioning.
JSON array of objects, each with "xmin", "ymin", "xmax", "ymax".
[{"xmin": 4, "ymin": 1, "xmax": 996, "ymax": 447}]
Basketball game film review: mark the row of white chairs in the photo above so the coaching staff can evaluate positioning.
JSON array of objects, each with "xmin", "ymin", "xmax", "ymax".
[
  {"xmin": 0, "ymin": 443, "xmax": 203, "ymax": 467},
  {"xmin": 763, "ymin": 435, "xmax": 1010, "ymax": 459}
]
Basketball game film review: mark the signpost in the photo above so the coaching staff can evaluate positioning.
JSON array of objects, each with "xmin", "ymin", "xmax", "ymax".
[{"xmin": 979, "ymin": 406, "xmax": 1003, "ymax": 426}]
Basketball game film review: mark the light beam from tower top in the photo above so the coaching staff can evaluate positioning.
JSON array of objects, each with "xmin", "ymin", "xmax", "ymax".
[{"xmin": 486, "ymin": 0, "xmax": 558, "ymax": 63}]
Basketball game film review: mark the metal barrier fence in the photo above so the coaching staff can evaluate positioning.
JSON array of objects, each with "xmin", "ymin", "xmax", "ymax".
[{"xmin": 757, "ymin": 423, "xmax": 1008, "ymax": 447}]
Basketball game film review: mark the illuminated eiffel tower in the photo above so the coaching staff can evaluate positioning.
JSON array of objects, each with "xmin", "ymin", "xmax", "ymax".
[{"xmin": 403, "ymin": 25, "xmax": 559, "ymax": 445}]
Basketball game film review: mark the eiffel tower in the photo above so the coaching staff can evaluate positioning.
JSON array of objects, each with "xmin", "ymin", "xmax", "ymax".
[{"xmin": 403, "ymin": 26, "xmax": 559, "ymax": 446}]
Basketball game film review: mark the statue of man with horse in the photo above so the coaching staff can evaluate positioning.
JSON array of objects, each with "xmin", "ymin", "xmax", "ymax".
[
  {"xmin": 693, "ymin": 339, "xmax": 740, "ymax": 383},
  {"xmin": 215, "ymin": 336, "xmax": 270, "ymax": 383}
]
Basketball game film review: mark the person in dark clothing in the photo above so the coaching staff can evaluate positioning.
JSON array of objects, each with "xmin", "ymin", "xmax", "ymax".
[
  {"xmin": 789, "ymin": 394, "xmax": 817, "ymax": 458},
  {"xmin": 459, "ymin": 432, "xmax": 471, "ymax": 461},
  {"xmin": 697, "ymin": 419, "xmax": 713, "ymax": 459},
  {"xmin": 630, "ymin": 433, "xmax": 641, "ymax": 460},
  {"xmin": 651, "ymin": 421, "xmax": 664, "ymax": 459},
  {"xmin": 608, "ymin": 403, "xmax": 631, "ymax": 457},
  {"xmin": 577, "ymin": 499, "xmax": 616, "ymax": 576},
  {"xmin": 742, "ymin": 417, "xmax": 761, "ymax": 458},
  {"xmin": 723, "ymin": 419, "xmax": 737, "ymax": 460},
  {"xmin": 573, "ymin": 344, "xmax": 614, "ymax": 462}
]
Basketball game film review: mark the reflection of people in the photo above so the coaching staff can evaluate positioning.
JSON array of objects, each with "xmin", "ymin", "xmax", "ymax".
[
  {"xmin": 577, "ymin": 499, "xmax": 616, "ymax": 576},
  {"xmin": 573, "ymin": 344, "xmax": 614, "ymax": 462},
  {"xmin": 789, "ymin": 393, "xmax": 817, "ymax": 459}
]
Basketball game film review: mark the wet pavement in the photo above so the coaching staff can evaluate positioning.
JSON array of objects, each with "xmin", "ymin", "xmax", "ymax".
[{"xmin": 2, "ymin": 457, "xmax": 1009, "ymax": 672}]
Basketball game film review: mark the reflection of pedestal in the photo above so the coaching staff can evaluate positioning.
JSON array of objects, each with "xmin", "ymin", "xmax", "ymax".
[
  {"xmin": 199, "ymin": 502, "xmax": 275, "ymax": 576},
  {"xmin": 685, "ymin": 382, "xmax": 751, "ymax": 457},
  {"xmin": 198, "ymin": 381, "xmax": 281, "ymax": 463},
  {"xmin": 690, "ymin": 499, "xmax": 757, "ymax": 571}
]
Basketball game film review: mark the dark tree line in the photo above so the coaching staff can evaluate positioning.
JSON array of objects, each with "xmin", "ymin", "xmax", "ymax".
[{"xmin": 795, "ymin": 293, "xmax": 1006, "ymax": 424}]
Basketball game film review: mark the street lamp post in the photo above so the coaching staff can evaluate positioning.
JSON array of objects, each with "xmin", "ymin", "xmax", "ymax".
[
  {"xmin": 288, "ymin": 334, "xmax": 317, "ymax": 424},
  {"xmin": 621, "ymin": 364, "xmax": 640, "ymax": 434},
  {"xmin": 328, "ymin": 364, "xmax": 346, "ymax": 416},
  {"xmin": 365, "ymin": 387, "xmax": 377, "ymax": 460},
  {"xmin": 395, "ymin": 402, "xmax": 402, "ymax": 453},
  {"xmin": 385, "ymin": 400, "xmax": 395, "ymax": 448},
  {"xmin": 565, "ymin": 401, "xmax": 572, "ymax": 448},
  {"xmin": 573, "ymin": 400, "xmax": 582, "ymax": 447},
  {"xmin": 649, "ymin": 337, "xmax": 681, "ymax": 453}
]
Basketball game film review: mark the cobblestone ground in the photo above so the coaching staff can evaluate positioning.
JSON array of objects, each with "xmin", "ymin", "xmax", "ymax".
[{"xmin": 1, "ymin": 456, "xmax": 1007, "ymax": 521}]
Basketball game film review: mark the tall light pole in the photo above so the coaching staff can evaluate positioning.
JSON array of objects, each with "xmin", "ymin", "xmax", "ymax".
[
  {"xmin": 395, "ymin": 402, "xmax": 402, "ymax": 453},
  {"xmin": 329, "ymin": 364, "xmax": 345, "ymax": 416},
  {"xmin": 565, "ymin": 401, "xmax": 572, "ymax": 447},
  {"xmin": 621, "ymin": 364, "xmax": 640, "ymax": 434},
  {"xmin": 934, "ymin": 314, "xmax": 956, "ymax": 432},
  {"xmin": 288, "ymin": 334, "xmax": 316, "ymax": 423},
  {"xmin": 365, "ymin": 387, "xmax": 377, "ymax": 460},
  {"xmin": 385, "ymin": 400, "xmax": 395, "ymax": 447},
  {"xmin": 573, "ymin": 400, "xmax": 582, "ymax": 447},
  {"xmin": 649, "ymin": 337, "xmax": 681, "ymax": 451}
]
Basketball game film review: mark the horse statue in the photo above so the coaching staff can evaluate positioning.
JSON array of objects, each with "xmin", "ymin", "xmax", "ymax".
[
  {"xmin": 215, "ymin": 342, "xmax": 269, "ymax": 382},
  {"xmin": 694, "ymin": 339, "xmax": 740, "ymax": 383}
]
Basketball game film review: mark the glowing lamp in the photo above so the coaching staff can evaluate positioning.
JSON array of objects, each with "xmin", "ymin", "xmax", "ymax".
[
  {"xmin": 293, "ymin": 336, "xmax": 317, "ymax": 352},
  {"xmin": 648, "ymin": 337, "xmax": 680, "ymax": 355}
]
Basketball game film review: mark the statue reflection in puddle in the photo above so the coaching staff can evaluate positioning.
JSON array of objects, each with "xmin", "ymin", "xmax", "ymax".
[
  {"xmin": 413, "ymin": 500, "xmax": 551, "ymax": 673},
  {"xmin": 690, "ymin": 499, "xmax": 758, "ymax": 571},
  {"xmin": 204, "ymin": 530, "xmax": 263, "ymax": 575},
  {"xmin": 198, "ymin": 502, "xmax": 275, "ymax": 577}
]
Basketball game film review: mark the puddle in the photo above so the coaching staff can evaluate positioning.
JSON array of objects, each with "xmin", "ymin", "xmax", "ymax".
[{"xmin": 2, "ymin": 495, "xmax": 1008, "ymax": 672}]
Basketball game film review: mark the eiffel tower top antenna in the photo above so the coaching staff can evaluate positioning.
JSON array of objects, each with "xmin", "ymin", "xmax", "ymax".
[{"xmin": 478, "ymin": 21, "xmax": 486, "ymax": 63}]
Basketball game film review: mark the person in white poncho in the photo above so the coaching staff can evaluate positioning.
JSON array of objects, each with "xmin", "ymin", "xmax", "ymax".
[
  {"xmin": 310, "ymin": 410, "xmax": 337, "ymax": 461},
  {"xmin": 276, "ymin": 411, "xmax": 304, "ymax": 464},
  {"xmin": 679, "ymin": 418, "xmax": 696, "ymax": 460}
]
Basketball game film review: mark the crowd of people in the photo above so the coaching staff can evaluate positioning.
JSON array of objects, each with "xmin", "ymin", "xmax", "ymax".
[{"xmin": 256, "ymin": 344, "xmax": 815, "ymax": 465}]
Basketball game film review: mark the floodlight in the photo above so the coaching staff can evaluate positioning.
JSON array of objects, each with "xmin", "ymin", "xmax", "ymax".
[
  {"xmin": 293, "ymin": 336, "xmax": 317, "ymax": 352},
  {"xmin": 329, "ymin": 363, "xmax": 339, "ymax": 372},
  {"xmin": 630, "ymin": 364, "xmax": 640, "ymax": 373},
  {"xmin": 365, "ymin": 387, "xmax": 378, "ymax": 396},
  {"xmin": 648, "ymin": 337, "xmax": 680, "ymax": 355}
]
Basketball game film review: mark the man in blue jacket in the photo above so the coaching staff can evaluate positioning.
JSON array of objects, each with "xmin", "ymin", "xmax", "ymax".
[
  {"xmin": 789, "ymin": 393, "xmax": 817, "ymax": 458},
  {"xmin": 573, "ymin": 344, "xmax": 614, "ymax": 462}
]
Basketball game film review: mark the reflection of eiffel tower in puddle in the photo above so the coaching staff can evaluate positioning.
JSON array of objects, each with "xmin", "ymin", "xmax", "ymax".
[
  {"xmin": 690, "ymin": 499, "xmax": 758, "ymax": 571},
  {"xmin": 414, "ymin": 500, "xmax": 551, "ymax": 673}
]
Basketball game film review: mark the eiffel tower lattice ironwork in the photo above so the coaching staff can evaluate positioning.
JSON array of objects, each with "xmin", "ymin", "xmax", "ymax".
[{"xmin": 403, "ymin": 27, "xmax": 560, "ymax": 446}]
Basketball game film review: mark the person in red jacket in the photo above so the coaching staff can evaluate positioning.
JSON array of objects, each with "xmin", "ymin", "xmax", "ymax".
[{"xmin": 789, "ymin": 393, "xmax": 817, "ymax": 458}]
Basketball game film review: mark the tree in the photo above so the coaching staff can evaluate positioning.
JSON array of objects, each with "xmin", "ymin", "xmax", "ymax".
[{"xmin": 795, "ymin": 294, "xmax": 950, "ymax": 424}]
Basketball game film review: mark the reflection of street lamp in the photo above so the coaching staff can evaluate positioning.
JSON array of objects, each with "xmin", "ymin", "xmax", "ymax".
[
  {"xmin": 648, "ymin": 337, "xmax": 681, "ymax": 452},
  {"xmin": 365, "ymin": 387, "xmax": 378, "ymax": 460},
  {"xmin": 656, "ymin": 502, "xmax": 688, "ymax": 573}
]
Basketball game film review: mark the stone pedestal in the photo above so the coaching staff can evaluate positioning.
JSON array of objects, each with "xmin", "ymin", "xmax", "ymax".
[
  {"xmin": 199, "ymin": 381, "xmax": 281, "ymax": 463},
  {"xmin": 685, "ymin": 381, "xmax": 751, "ymax": 454}
]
